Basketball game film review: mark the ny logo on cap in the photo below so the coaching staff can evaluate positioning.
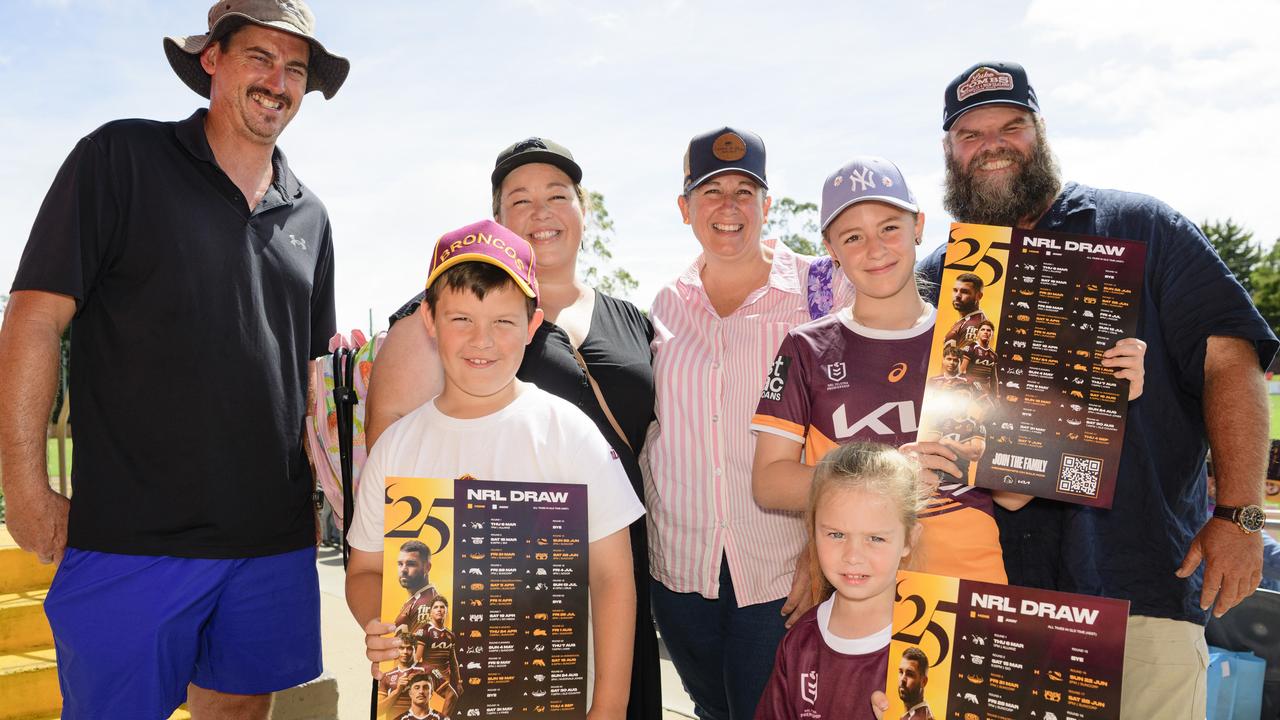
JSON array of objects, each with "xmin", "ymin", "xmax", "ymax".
[{"xmin": 848, "ymin": 167, "xmax": 875, "ymax": 193}]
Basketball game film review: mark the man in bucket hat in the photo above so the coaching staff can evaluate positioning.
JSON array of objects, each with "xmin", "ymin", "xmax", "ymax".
[
  {"xmin": 0, "ymin": 2, "xmax": 348, "ymax": 717},
  {"xmin": 916, "ymin": 61, "xmax": 1276, "ymax": 720}
]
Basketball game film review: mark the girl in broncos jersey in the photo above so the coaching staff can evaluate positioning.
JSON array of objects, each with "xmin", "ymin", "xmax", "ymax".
[
  {"xmin": 755, "ymin": 442, "xmax": 926, "ymax": 720},
  {"xmin": 751, "ymin": 156, "xmax": 1147, "ymax": 584}
]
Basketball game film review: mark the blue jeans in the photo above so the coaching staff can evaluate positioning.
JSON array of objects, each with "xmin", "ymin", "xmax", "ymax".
[{"xmin": 649, "ymin": 558, "xmax": 788, "ymax": 720}]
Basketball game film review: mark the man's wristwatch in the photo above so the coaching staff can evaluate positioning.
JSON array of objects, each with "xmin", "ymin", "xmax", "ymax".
[{"xmin": 1211, "ymin": 504, "xmax": 1267, "ymax": 534}]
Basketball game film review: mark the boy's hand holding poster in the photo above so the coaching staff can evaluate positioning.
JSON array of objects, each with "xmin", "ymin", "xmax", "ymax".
[
  {"xmin": 378, "ymin": 477, "xmax": 589, "ymax": 720},
  {"xmin": 886, "ymin": 570, "xmax": 1128, "ymax": 720},
  {"xmin": 919, "ymin": 223, "xmax": 1147, "ymax": 508}
]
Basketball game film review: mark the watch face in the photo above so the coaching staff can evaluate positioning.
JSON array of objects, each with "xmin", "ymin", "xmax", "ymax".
[{"xmin": 1240, "ymin": 504, "xmax": 1267, "ymax": 533}]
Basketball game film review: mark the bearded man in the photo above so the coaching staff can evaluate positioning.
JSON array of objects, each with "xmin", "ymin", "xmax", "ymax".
[{"xmin": 917, "ymin": 61, "xmax": 1275, "ymax": 720}]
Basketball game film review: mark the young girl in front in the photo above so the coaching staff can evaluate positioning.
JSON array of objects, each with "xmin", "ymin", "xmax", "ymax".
[
  {"xmin": 754, "ymin": 441, "xmax": 927, "ymax": 720},
  {"xmin": 751, "ymin": 156, "xmax": 1146, "ymax": 583}
]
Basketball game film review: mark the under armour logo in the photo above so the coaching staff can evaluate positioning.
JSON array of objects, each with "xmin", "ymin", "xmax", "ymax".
[{"xmin": 289, "ymin": 234, "xmax": 307, "ymax": 250}]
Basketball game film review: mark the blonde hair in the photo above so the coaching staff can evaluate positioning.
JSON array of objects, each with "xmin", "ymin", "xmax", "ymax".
[{"xmin": 806, "ymin": 441, "xmax": 929, "ymax": 603}]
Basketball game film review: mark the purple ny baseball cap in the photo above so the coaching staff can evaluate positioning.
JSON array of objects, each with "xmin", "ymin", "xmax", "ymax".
[
  {"xmin": 426, "ymin": 220, "xmax": 539, "ymax": 300},
  {"xmin": 819, "ymin": 156, "xmax": 919, "ymax": 232}
]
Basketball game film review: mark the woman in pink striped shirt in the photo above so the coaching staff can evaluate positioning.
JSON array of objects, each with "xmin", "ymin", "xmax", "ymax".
[{"xmin": 646, "ymin": 127, "xmax": 848, "ymax": 720}]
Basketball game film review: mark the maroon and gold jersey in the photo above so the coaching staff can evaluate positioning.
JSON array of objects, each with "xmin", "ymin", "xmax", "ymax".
[
  {"xmin": 962, "ymin": 342, "xmax": 998, "ymax": 394},
  {"xmin": 413, "ymin": 624, "xmax": 459, "ymax": 688},
  {"xmin": 754, "ymin": 596, "xmax": 888, "ymax": 720},
  {"xmin": 943, "ymin": 310, "xmax": 987, "ymax": 349},
  {"xmin": 394, "ymin": 586, "xmax": 439, "ymax": 636},
  {"xmin": 379, "ymin": 664, "xmax": 427, "ymax": 718},
  {"xmin": 752, "ymin": 310, "xmax": 1006, "ymax": 584}
]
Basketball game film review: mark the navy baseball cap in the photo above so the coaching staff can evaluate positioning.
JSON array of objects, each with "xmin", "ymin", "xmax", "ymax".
[
  {"xmin": 942, "ymin": 61, "xmax": 1040, "ymax": 130},
  {"xmin": 820, "ymin": 157, "xmax": 918, "ymax": 232},
  {"xmin": 682, "ymin": 127, "xmax": 767, "ymax": 193}
]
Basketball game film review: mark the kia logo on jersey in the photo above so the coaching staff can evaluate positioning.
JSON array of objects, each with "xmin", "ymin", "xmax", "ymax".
[
  {"xmin": 800, "ymin": 670, "xmax": 818, "ymax": 705},
  {"xmin": 825, "ymin": 362, "xmax": 847, "ymax": 383}
]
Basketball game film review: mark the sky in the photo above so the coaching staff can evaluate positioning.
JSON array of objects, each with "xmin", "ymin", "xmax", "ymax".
[{"xmin": 2, "ymin": 0, "xmax": 1278, "ymax": 333}]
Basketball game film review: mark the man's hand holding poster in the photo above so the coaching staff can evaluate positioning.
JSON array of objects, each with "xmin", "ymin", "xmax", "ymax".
[{"xmin": 919, "ymin": 223, "xmax": 1147, "ymax": 508}]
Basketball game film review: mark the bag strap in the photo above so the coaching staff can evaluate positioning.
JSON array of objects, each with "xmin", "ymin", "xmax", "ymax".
[
  {"xmin": 569, "ymin": 347, "xmax": 633, "ymax": 453},
  {"xmin": 332, "ymin": 347, "xmax": 359, "ymax": 569}
]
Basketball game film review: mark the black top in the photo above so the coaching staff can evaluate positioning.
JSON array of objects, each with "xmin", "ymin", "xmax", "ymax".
[
  {"xmin": 919, "ymin": 182, "xmax": 1278, "ymax": 623},
  {"xmin": 12, "ymin": 110, "xmax": 336, "ymax": 558}
]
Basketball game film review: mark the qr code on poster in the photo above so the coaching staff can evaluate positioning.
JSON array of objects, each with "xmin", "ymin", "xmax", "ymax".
[{"xmin": 1058, "ymin": 454, "xmax": 1102, "ymax": 498}]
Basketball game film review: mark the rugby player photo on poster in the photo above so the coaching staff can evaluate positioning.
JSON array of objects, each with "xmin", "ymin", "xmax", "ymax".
[{"xmin": 379, "ymin": 540, "xmax": 459, "ymax": 719}]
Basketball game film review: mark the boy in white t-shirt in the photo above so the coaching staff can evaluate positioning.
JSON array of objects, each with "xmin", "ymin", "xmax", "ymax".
[{"xmin": 345, "ymin": 219, "xmax": 644, "ymax": 719}]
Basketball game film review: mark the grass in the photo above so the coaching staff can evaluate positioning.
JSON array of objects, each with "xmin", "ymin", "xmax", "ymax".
[
  {"xmin": 1272, "ymin": 394, "xmax": 1280, "ymax": 439},
  {"xmin": 47, "ymin": 437, "xmax": 73, "ymax": 478}
]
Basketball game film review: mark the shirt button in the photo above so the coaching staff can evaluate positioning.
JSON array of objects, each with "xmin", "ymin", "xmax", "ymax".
[
  {"xmin": 714, "ymin": 468, "xmax": 723, "ymax": 477},
  {"xmin": 712, "ymin": 362, "xmax": 721, "ymax": 369},
  {"xmin": 719, "ymin": 522, "xmax": 728, "ymax": 529},
  {"xmin": 711, "ymin": 415, "xmax": 719, "ymax": 423}
]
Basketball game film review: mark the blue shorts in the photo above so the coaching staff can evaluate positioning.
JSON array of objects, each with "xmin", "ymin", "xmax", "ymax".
[{"xmin": 43, "ymin": 545, "xmax": 322, "ymax": 719}]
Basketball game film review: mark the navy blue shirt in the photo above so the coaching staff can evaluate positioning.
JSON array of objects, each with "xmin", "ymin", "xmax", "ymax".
[
  {"xmin": 12, "ymin": 110, "xmax": 336, "ymax": 558},
  {"xmin": 918, "ymin": 182, "xmax": 1278, "ymax": 623}
]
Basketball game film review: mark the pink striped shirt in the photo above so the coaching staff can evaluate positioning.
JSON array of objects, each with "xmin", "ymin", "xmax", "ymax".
[{"xmin": 646, "ymin": 240, "xmax": 850, "ymax": 606}]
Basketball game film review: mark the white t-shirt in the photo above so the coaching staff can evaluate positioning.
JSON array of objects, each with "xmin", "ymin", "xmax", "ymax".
[
  {"xmin": 348, "ymin": 385, "xmax": 645, "ymax": 709},
  {"xmin": 348, "ymin": 385, "xmax": 645, "ymax": 552}
]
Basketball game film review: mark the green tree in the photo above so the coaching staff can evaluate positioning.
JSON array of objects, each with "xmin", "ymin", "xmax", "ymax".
[
  {"xmin": 580, "ymin": 190, "xmax": 638, "ymax": 298},
  {"xmin": 765, "ymin": 197, "xmax": 825, "ymax": 257},
  {"xmin": 1201, "ymin": 218, "xmax": 1259, "ymax": 294},
  {"xmin": 1250, "ymin": 238, "xmax": 1280, "ymax": 339}
]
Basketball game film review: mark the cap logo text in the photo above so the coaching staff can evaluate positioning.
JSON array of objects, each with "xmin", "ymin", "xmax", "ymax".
[
  {"xmin": 711, "ymin": 133, "xmax": 747, "ymax": 162},
  {"xmin": 957, "ymin": 67, "xmax": 1014, "ymax": 101},
  {"xmin": 437, "ymin": 232, "xmax": 528, "ymax": 274},
  {"xmin": 847, "ymin": 167, "xmax": 875, "ymax": 193}
]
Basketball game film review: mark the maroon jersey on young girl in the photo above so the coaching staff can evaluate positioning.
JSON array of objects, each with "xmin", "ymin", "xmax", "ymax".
[{"xmin": 754, "ymin": 596, "xmax": 889, "ymax": 720}]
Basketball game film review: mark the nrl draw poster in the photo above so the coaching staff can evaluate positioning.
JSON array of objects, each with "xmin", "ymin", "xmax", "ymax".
[
  {"xmin": 377, "ymin": 477, "xmax": 589, "ymax": 720},
  {"xmin": 918, "ymin": 223, "xmax": 1147, "ymax": 508},
  {"xmin": 886, "ymin": 570, "xmax": 1128, "ymax": 720}
]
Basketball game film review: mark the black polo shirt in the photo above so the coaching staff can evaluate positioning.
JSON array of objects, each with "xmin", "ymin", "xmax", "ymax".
[{"xmin": 12, "ymin": 109, "xmax": 336, "ymax": 558}]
